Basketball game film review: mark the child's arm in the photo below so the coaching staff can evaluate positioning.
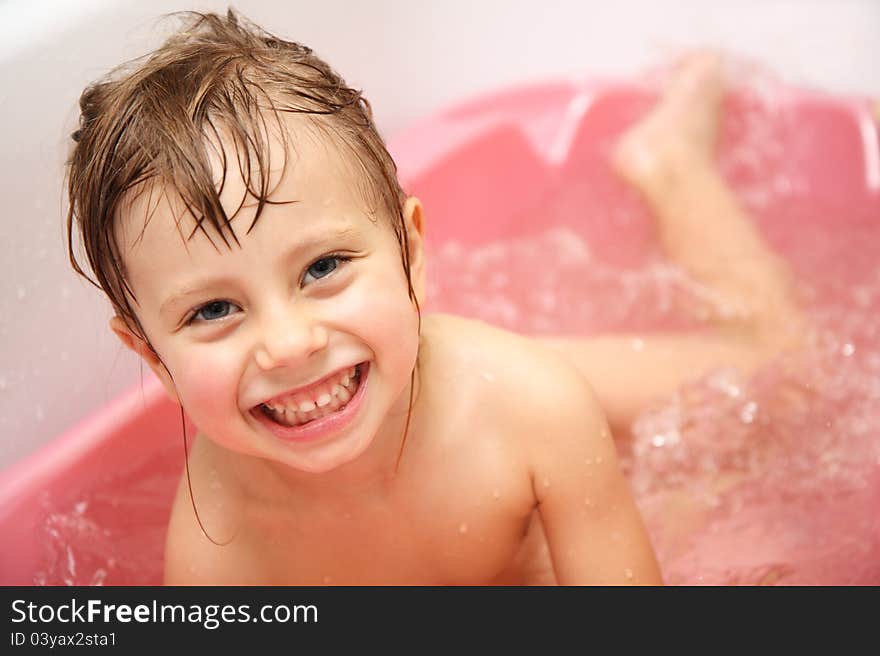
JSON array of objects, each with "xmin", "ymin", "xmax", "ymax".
[{"xmin": 527, "ymin": 366, "xmax": 663, "ymax": 585}]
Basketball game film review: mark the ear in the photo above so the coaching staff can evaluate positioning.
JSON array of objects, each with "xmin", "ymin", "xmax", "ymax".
[
  {"xmin": 109, "ymin": 315, "xmax": 180, "ymax": 405},
  {"xmin": 402, "ymin": 196, "xmax": 427, "ymax": 306}
]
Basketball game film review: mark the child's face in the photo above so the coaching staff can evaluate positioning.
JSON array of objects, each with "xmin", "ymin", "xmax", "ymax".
[{"xmin": 111, "ymin": 120, "xmax": 425, "ymax": 474}]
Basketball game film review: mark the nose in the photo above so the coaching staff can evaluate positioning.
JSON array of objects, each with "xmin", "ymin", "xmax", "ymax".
[{"xmin": 253, "ymin": 303, "xmax": 329, "ymax": 371}]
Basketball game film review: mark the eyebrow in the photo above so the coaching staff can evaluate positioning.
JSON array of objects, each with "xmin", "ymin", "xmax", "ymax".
[{"xmin": 158, "ymin": 224, "xmax": 359, "ymax": 318}]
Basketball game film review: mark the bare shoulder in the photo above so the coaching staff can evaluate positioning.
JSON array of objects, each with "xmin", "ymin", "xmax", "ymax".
[
  {"xmin": 420, "ymin": 313, "xmax": 611, "ymax": 483},
  {"xmin": 163, "ymin": 438, "xmax": 266, "ymax": 585},
  {"xmin": 422, "ymin": 313, "xmax": 606, "ymax": 432}
]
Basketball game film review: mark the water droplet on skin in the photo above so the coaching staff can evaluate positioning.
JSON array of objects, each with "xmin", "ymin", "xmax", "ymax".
[
  {"xmin": 542, "ymin": 478, "xmax": 551, "ymax": 488},
  {"xmin": 595, "ymin": 456, "xmax": 603, "ymax": 464},
  {"xmin": 16, "ymin": 287, "xmax": 26, "ymax": 300},
  {"xmin": 492, "ymin": 489, "xmax": 500, "ymax": 500},
  {"xmin": 73, "ymin": 501, "xmax": 87, "ymax": 514},
  {"xmin": 459, "ymin": 523, "xmax": 468, "ymax": 534},
  {"xmin": 631, "ymin": 338, "xmax": 644, "ymax": 352},
  {"xmin": 584, "ymin": 497, "xmax": 593, "ymax": 507},
  {"xmin": 624, "ymin": 568, "xmax": 634, "ymax": 580},
  {"xmin": 585, "ymin": 457, "xmax": 593, "ymax": 465},
  {"xmin": 842, "ymin": 343, "xmax": 855, "ymax": 357},
  {"xmin": 323, "ymin": 576, "xmax": 332, "ymax": 584},
  {"xmin": 740, "ymin": 401, "xmax": 758, "ymax": 424}
]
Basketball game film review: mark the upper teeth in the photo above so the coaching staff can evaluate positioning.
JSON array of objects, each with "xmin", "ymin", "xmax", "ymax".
[{"xmin": 263, "ymin": 365, "xmax": 358, "ymax": 414}]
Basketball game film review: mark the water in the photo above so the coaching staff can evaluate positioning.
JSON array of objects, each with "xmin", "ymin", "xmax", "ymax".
[
  {"xmin": 424, "ymin": 202, "xmax": 880, "ymax": 585},
  {"xmin": 34, "ymin": 440, "xmax": 180, "ymax": 586}
]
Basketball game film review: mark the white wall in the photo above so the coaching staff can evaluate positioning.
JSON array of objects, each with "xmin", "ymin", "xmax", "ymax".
[{"xmin": 1, "ymin": 0, "xmax": 878, "ymax": 468}]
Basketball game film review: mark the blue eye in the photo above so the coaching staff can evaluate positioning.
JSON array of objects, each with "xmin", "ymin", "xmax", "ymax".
[
  {"xmin": 303, "ymin": 255, "xmax": 347, "ymax": 284},
  {"xmin": 190, "ymin": 300, "xmax": 238, "ymax": 323}
]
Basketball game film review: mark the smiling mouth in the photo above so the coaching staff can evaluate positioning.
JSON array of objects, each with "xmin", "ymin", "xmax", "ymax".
[{"xmin": 258, "ymin": 364, "xmax": 364, "ymax": 428}]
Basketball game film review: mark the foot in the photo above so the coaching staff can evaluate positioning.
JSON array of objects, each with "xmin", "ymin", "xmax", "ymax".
[{"xmin": 612, "ymin": 53, "xmax": 726, "ymax": 194}]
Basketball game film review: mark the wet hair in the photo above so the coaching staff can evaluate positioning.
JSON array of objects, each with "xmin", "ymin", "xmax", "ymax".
[
  {"xmin": 65, "ymin": 9, "xmax": 421, "ymax": 542},
  {"xmin": 66, "ymin": 8, "xmax": 418, "ymax": 343}
]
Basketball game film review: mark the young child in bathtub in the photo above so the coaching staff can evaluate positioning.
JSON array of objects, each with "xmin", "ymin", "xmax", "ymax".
[{"xmin": 65, "ymin": 11, "xmax": 802, "ymax": 585}]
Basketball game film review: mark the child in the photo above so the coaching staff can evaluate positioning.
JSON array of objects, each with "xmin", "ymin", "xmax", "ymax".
[{"xmin": 65, "ymin": 11, "xmax": 800, "ymax": 585}]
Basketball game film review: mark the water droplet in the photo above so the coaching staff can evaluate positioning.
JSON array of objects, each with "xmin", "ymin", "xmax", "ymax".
[
  {"xmin": 91, "ymin": 569, "xmax": 107, "ymax": 586},
  {"xmin": 73, "ymin": 501, "xmax": 88, "ymax": 514},
  {"xmin": 542, "ymin": 477, "xmax": 551, "ymax": 488},
  {"xmin": 595, "ymin": 456, "xmax": 603, "ymax": 464},
  {"xmin": 740, "ymin": 400, "xmax": 758, "ymax": 424},
  {"xmin": 492, "ymin": 488, "xmax": 500, "ymax": 500},
  {"xmin": 585, "ymin": 457, "xmax": 593, "ymax": 465},
  {"xmin": 323, "ymin": 575, "xmax": 332, "ymax": 584},
  {"xmin": 16, "ymin": 287, "xmax": 26, "ymax": 300},
  {"xmin": 458, "ymin": 522, "xmax": 468, "ymax": 534},
  {"xmin": 842, "ymin": 343, "xmax": 855, "ymax": 357},
  {"xmin": 584, "ymin": 497, "xmax": 593, "ymax": 507},
  {"xmin": 624, "ymin": 568, "xmax": 634, "ymax": 580},
  {"xmin": 631, "ymin": 337, "xmax": 644, "ymax": 352},
  {"xmin": 66, "ymin": 546, "xmax": 76, "ymax": 577},
  {"xmin": 651, "ymin": 434, "xmax": 666, "ymax": 447}
]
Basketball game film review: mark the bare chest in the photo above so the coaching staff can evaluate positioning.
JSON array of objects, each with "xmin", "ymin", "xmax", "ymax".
[{"xmin": 250, "ymin": 496, "xmax": 542, "ymax": 585}]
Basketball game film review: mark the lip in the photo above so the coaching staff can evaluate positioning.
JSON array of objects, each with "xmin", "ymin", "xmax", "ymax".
[{"xmin": 250, "ymin": 362, "xmax": 370, "ymax": 443}]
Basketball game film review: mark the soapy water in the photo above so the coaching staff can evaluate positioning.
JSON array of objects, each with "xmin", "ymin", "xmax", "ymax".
[{"xmin": 35, "ymin": 81, "xmax": 879, "ymax": 585}]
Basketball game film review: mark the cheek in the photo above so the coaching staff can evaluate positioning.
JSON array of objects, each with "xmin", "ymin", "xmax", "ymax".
[
  {"xmin": 338, "ymin": 261, "xmax": 420, "ymax": 365},
  {"xmin": 168, "ymin": 347, "xmax": 242, "ymax": 420}
]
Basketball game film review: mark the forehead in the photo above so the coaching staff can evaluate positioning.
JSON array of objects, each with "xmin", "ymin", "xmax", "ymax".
[{"xmin": 116, "ymin": 112, "xmax": 375, "ymax": 259}]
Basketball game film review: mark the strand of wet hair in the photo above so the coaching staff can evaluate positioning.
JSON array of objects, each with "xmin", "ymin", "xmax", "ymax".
[{"xmin": 179, "ymin": 399, "xmax": 237, "ymax": 547}]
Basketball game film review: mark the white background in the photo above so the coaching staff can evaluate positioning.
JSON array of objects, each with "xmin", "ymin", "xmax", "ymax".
[{"xmin": 1, "ymin": 0, "xmax": 878, "ymax": 468}]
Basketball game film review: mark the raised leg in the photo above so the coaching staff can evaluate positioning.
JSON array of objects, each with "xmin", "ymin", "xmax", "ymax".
[{"xmin": 540, "ymin": 54, "xmax": 805, "ymax": 439}]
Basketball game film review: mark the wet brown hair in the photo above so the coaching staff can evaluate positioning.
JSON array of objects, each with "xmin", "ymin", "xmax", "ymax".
[
  {"xmin": 65, "ymin": 9, "xmax": 421, "ymax": 542},
  {"xmin": 66, "ymin": 8, "xmax": 418, "ymax": 341}
]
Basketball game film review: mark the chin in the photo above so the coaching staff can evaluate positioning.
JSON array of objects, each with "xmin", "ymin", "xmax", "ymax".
[{"xmin": 281, "ymin": 432, "xmax": 376, "ymax": 475}]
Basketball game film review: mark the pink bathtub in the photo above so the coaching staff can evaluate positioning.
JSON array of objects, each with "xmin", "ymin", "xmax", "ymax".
[{"xmin": 1, "ymin": 76, "xmax": 878, "ymax": 585}]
